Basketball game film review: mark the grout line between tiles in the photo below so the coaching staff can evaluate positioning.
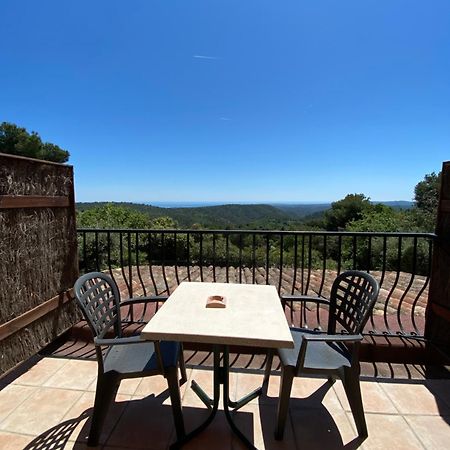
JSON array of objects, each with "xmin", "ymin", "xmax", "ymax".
[
  {"xmin": 102, "ymin": 398, "xmax": 135, "ymax": 449},
  {"xmin": 377, "ymin": 380, "xmax": 403, "ymax": 415},
  {"xmin": 398, "ymin": 414, "xmax": 427, "ymax": 450},
  {"xmin": 0, "ymin": 385, "xmax": 38, "ymax": 429}
]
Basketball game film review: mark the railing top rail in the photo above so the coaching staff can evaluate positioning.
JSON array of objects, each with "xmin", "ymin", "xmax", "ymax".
[{"xmin": 77, "ymin": 228, "xmax": 437, "ymax": 239}]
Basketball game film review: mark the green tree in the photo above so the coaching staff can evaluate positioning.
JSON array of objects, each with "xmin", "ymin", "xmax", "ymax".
[
  {"xmin": 150, "ymin": 216, "xmax": 178, "ymax": 229},
  {"xmin": 77, "ymin": 204, "xmax": 151, "ymax": 271},
  {"xmin": 324, "ymin": 194, "xmax": 371, "ymax": 230},
  {"xmin": 77, "ymin": 203, "xmax": 151, "ymax": 228},
  {"xmin": 412, "ymin": 171, "xmax": 441, "ymax": 231},
  {"xmin": 346, "ymin": 204, "xmax": 403, "ymax": 232},
  {"xmin": 0, "ymin": 122, "xmax": 69, "ymax": 163},
  {"xmin": 414, "ymin": 172, "xmax": 441, "ymax": 213}
]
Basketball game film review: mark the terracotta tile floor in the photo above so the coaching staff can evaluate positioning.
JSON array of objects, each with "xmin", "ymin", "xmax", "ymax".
[{"xmin": 1, "ymin": 356, "xmax": 450, "ymax": 449}]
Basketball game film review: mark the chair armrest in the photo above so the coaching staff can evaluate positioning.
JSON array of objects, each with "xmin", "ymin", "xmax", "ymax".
[
  {"xmin": 120, "ymin": 295, "xmax": 168, "ymax": 307},
  {"xmin": 94, "ymin": 335, "xmax": 144, "ymax": 346},
  {"xmin": 281, "ymin": 295, "xmax": 330, "ymax": 309},
  {"xmin": 302, "ymin": 333, "xmax": 363, "ymax": 343}
]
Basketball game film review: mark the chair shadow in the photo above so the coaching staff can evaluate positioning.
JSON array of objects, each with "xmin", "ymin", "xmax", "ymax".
[
  {"xmin": 23, "ymin": 409, "xmax": 93, "ymax": 450},
  {"xmin": 259, "ymin": 381, "xmax": 365, "ymax": 450},
  {"xmin": 21, "ymin": 384, "xmax": 255, "ymax": 450},
  {"xmin": 21, "ymin": 385, "xmax": 174, "ymax": 450}
]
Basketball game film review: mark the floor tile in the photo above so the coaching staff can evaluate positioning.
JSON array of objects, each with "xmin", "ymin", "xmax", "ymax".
[
  {"xmin": 0, "ymin": 431, "xmax": 35, "ymax": 449},
  {"xmin": 106, "ymin": 396, "xmax": 175, "ymax": 449},
  {"xmin": 117, "ymin": 377, "xmax": 143, "ymax": 396},
  {"xmin": 425, "ymin": 379, "xmax": 450, "ymax": 410},
  {"xmin": 12, "ymin": 357, "xmax": 68, "ymax": 387},
  {"xmin": 231, "ymin": 403, "xmax": 296, "ymax": 450},
  {"xmin": 290, "ymin": 408, "xmax": 356, "ymax": 449},
  {"xmin": 63, "ymin": 441, "xmax": 103, "ymax": 449},
  {"xmin": 234, "ymin": 373, "xmax": 265, "ymax": 406},
  {"xmin": 404, "ymin": 415, "xmax": 450, "ymax": 450},
  {"xmin": 334, "ymin": 380, "xmax": 398, "ymax": 414},
  {"xmin": 361, "ymin": 413, "xmax": 424, "ymax": 450},
  {"xmin": 183, "ymin": 368, "xmax": 235, "ymax": 409},
  {"xmin": 63, "ymin": 391, "xmax": 130, "ymax": 444},
  {"xmin": 0, "ymin": 384, "xmax": 36, "ymax": 424},
  {"xmin": 380, "ymin": 381, "xmax": 450, "ymax": 415},
  {"xmin": 2, "ymin": 354, "xmax": 448, "ymax": 450},
  {"xmin": 268, "ymin": 376, "xmax": 342, "ymax": 412},
  {"xmin": 177, "ymin": 408, "xmax": 232, "ymax": 450},
  {"xmin": 0, "ymin": 387, "xmax": 83, "ymax": 435},
  {"xmin": 43, "ymin": 359, "xmax": 98, "ymax": 391},
  {"xmin": 134, "ymin": 373, "xmax": 190, "ymax": 404}
]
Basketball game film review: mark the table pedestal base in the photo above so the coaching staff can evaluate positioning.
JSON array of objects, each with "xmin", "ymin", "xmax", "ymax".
[{"xmin": 170, "ymin": 345, "xmax": 261, "ymax": 449}]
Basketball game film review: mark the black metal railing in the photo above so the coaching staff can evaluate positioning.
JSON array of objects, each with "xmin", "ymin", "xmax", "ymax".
[{"xmin": 77, "ymin": 228, "xmax": 436, "ymax": 338}]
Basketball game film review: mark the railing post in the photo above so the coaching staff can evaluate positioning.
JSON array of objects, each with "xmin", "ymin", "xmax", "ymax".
[{"xmin": 425, "ymin": 161, "xmax": 450, "ymax": 355}]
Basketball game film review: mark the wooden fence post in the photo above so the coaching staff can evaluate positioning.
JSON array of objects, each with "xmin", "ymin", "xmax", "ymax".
[{"xmin": 425, "ymin": 161, "xmax": 450, "ymax": 355}]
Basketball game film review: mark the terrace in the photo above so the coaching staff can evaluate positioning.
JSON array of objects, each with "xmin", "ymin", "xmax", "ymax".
[
  {"xmin": 1, "ymin": 154, "xmax": 450, "ymax": 449},
  {"xmin": 1, "ymin": 353, "xmax": 450, "ymax": 449}
]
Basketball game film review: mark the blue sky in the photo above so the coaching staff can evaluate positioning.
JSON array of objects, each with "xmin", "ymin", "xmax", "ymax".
[{"xmin": 1, "ymin": 1, "xmax": 449, "ymax": 203}]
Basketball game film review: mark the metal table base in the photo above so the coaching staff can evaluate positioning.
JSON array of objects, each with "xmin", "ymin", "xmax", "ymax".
[{"xmin": 170, "ymin": 345, "xmax": 262, "ymax": 449}]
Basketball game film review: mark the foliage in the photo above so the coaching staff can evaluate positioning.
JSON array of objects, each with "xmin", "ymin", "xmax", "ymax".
[
  {"xmin": 414, "ymin": 172, "xmax": 441, "ymax": 213},
  {"xmin": 77, "ymin": 204, "xmax": 182, "ymax": 271},
  {"xmin": 77, "ymin": 203, "xmax": 151, "ymax": 229},
  {"xmin": 323, "ymin": 194, "xmax": 371, "ymax": 230},
  {"xmin": 76, "ymin": 170, "xmax": 440, "ymax": 277},
  {"xmin": 76, "ymin": 201, "xmax": 296, "ymax": 230},
  {"xmin": 346, "ymin": 204, "xmax": 405, "ymax": 232},
  {"xmin": 344, "ymin": 203, "xmax": 433, "ymax": 275},
  {"xmin": 0, "ymin": 122, "xmax": 69, "ymax": 163},
  {"xmin": 150, "ymin": 216, "xmax": 179, "ymax": 229},
  {"xmin": 411, "ymin": 171, "xmax": 441, "ymax": 232}
]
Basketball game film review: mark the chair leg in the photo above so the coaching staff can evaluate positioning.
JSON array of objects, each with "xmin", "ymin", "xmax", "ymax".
[
  {"xmin": 88, "ymin": 375, "xmax": 118, "ymax": 446},
  {"xmin": 342, "ymin": 367, "xmax": 368, "ymax": 439},
  {"xmin": 275, "ymin": 365, "xmax": 295, "ymax": 441},
  {"xmin": 178, "ymin": 343, "xmax": 188, "ymax": 385},
  {"xmin": 166, "ymin": 366, "xmax": 186, "ymax": 440},
  {"xmin": 263, "ymin": 349, "xmax": 274, "ymax": 387}
]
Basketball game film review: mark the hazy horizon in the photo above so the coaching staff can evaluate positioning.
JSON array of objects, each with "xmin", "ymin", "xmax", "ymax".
[{"xmin": 76, "ymin": 199, "xmax": 414, "ymax": 208}]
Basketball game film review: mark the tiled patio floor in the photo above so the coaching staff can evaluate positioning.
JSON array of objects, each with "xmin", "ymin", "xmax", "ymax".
[{"xmin": 1, "ymin": 356, "xmax": 450, "ymax": 449}]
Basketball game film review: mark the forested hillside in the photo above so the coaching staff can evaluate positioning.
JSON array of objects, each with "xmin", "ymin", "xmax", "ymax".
[
  {"xmin": 76, "ymin": 171, "xmax": 439, "ymax": 233},
  {"xmin": 270, "ymin": 203, "xmax": 331, "ymax": 218},
  {"xmin": 76, "ymin": 171, "xmax": 440, "ymax": 277},
  {"xmin": 77, "ymin": 202, "xmax": 295, "ymax": 229}
]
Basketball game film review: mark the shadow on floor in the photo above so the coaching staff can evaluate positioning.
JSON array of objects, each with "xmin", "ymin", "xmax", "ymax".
[
  {"xmin": 23, "ymin": 409, "xmax": 93, "ymax": 450},
  {"xmin": 21, "ymin": 394, "xmax": 255, "ymax": 450},
  {"xmin": 258, "ymin": 381, "xmax": 366, "ymax": 450}
]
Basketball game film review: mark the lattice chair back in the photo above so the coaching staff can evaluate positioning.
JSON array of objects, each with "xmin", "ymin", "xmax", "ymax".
[
  {"xmin": 74, "ymin": 272, "xmax": 123, "ymax": 340},
  {"xmin": 328, "ymin": 270, "xmax": 379, "ymax": 335}
]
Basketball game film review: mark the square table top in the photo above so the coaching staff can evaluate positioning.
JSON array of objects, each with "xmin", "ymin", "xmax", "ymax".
[{"xmin": 140, "ymin": 282, "xmax": 294, "ymax": 349}]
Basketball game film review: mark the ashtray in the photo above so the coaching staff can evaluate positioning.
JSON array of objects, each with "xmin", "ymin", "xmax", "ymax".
[{"xmin": 206, "ymin": 295, "xmax": 227, "ymax": 308}]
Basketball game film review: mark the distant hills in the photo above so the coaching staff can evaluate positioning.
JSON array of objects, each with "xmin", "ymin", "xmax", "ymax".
[
  {"xmin": 271, "ymin": 203, "xmax": 331, "ymax": 218},
  {"xmin": 273, "ymin": 201, "xmax": 413, "ymax": 218},
  {"xmin": 76, "ymin": 202, "xmax": 292, "ymax": 228},
  {"xmin": 372, "ymin": 201, "xmax": 414, "ymax": 209},
  {"xmin": 76, "ymin": 201, "xmax": 414, "ymax": 229}
]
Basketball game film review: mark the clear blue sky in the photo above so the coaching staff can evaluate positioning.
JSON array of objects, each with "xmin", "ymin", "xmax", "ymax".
[{"xmin": 1, "ymin": 1, "xmax": 449, "ymax": 203}]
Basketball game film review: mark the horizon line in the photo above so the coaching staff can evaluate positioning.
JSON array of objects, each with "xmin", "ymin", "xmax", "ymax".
[{"xmin": 75, "ymin": 199, "xmax": 414, "ymax": 205}]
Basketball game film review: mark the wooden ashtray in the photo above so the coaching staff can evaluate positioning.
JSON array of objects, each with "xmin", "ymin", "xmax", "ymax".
[{"xmin": 206, "ymin": 295, "xmax": 227, "ymax": 308}]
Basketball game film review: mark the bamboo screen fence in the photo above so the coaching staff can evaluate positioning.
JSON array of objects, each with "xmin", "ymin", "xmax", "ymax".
[{"xmin": 0, "ymin": 153, "xmax": 78, "ymax": 376}]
